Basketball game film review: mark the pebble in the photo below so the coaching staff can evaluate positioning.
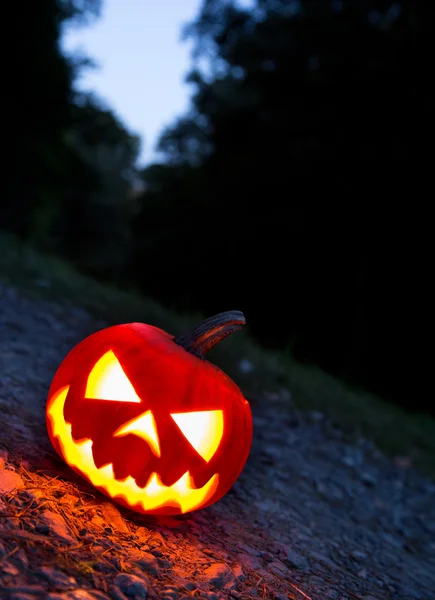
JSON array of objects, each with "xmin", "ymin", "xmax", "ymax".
[
  {"xmin": 39, "ymin": 566, "xmax": 77, "ymax": 590},
  {"xmin": 202, "ymin": 563, "xmax": 237, "ymax": 590},
  {"xmin": 136, "ymin": 551, "xmax": 159, "ymax": 576},
  {"xmin": 237, "ymin": 544, "xmax": 261, "ymax": 557},
  {"xmin": 113, "ymin": 573, "xmax": 149, "ymax": 598},
  {"xmin": 39, "ymin": 509, "xmax": 77, "ymax": 545},
  {"xmin": 284, "ymin": 548, "xmax": 309, "ymax": 570},
  {"xmin": 161, "ymin": 585, "xmax": 179, "ymax": 600},
  {"xmin": 0, "ymin": 469, "xmax": 24, "ymax": 493},
  {"xmin": 268, "ymin": 561, "xmax": 289, "ymax": 576},
  {"xmin": 236, "ymin": 553, "xmax": 262, "ymax": 570},
  {"xmin": 351, "ymin": 550, "xmax": 368, "ymax": 562}
]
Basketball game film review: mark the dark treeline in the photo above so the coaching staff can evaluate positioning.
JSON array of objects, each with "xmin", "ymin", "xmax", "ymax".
[{"xmin": 4, "ymin": 0, "xmax": 432, "ymax": 413}]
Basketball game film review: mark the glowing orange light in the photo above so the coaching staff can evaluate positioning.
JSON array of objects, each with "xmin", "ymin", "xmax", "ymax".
[
  {"xmin": 85, "ymin": 351, "xmax": 141, "ymax": 402},
  {"xmin": 171, "ymin": 410, "xmax": 223, "ymax": 462},
  {"xmin": 47, "ymin": 386, "xmax": 219, "ymax": 513},
  {"xmin": 45, "ymin": 315, "xmax": 253, "ymax": 515}
]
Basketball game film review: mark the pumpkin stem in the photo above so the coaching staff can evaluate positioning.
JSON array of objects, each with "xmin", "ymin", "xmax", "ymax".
[{"xmin": 174, "ymin": 310, "xmax": 246, "ymax": 359}]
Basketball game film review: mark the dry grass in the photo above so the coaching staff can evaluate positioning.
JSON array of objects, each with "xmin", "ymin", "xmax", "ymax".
[{"xmin": 0, "ymin": 448, "xmax": 293, "ymax": 599}]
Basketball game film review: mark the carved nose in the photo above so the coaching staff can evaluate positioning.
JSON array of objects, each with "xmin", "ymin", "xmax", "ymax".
[{"xmin": 113, "ymin": 410, "xmax": 161, "ymax": 457}]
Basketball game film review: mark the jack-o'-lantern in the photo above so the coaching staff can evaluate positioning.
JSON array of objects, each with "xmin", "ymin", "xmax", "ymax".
[{"xmin": 46, "ymin": 310, "xmax": 252, "ymax": 515}]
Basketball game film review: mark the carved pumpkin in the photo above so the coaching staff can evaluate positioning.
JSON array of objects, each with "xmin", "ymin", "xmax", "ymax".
[{"xmin": 46, "ymin": 311, "xmax": 252, "ymax": 515}]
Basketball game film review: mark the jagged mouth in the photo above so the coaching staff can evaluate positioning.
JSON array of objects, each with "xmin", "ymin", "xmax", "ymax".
[{"xmin": 46, "ymin": 386, "xmax": 219, "ymax": 514}]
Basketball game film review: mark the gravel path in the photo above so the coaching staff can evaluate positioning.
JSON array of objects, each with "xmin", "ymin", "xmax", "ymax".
[{"xmin": 1, "ymin": 281, "xmax": 434, "ymax": 600}]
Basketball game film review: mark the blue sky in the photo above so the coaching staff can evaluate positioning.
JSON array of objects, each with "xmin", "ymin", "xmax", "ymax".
[{"xmin": 62, "ymin": 0, "xmax": 201, "ymax": 167}]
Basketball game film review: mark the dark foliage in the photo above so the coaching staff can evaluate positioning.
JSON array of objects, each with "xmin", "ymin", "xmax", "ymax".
[
  {"xmin": 2, "ymin": 0, "xmax": 432, "ymax": 413},
  {"xmin": 4, "ymin": 0, "xmax": 139, "ymax": 269},
  {"xmin": 131, "ymin": 0, "xmax": 432, "ymax": 411}
]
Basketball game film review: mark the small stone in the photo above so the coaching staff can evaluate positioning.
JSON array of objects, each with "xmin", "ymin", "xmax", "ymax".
[
  {"xmin": 0, "ymin": 469, "xmax": 24, "ymax": 493},
  {"xmin": 239, "ymin": 358, "xmax": 254, "ymax": 373},
  {"xmin": 259, "ymin": 551, "xmax": 274, "ymax": 562},
  {"xmin": 236, "ymin": 553, "xmax": 262, "ymax": 570},
  {"xmin": 40, "ymin": 510, "xmax": 76, "ymax": 545},
  {"xmin": 100, "ymin": 501, "xmax": 129, "ymax": 533},
  {"xmin": 361, "ymin": 472, "xmax": 377, "ymax": 487},
  {"xmin": 35, "ymin": 524, "xmax": 50, "ymax": 534},
  {"xmin": 309, "ymin": 410, "xmax": 324, "ymax": 422},
  {"xmin": 237, "ymin": 544, "xmax": 261, "ymax": 556},
  {"xmin": 137, "ymin": 551, "xmax": 159, "ymax": 576},
  {"xmin": 148, "ymin": 531, "xmax": 166, "ymax": 547},
  {"xmin": 351, "ymin": 550, "xmax": 368, "ymax": 561},
  {"xmin": 109, "ymin": 587, "xmax": 126, "ymax": 600},
  {"xmin": 136, "ymin": 527, "xmax": 150, "ymax": 541},
  {"xmin": 232, "ymin": 564, "xmax": 245, "ymax": 580},
  {"xmin": 59, "ymin": 493, "xmax": 79, "ymax": 508},
  {"xmin": 157, "ymin": 557, "xmax": 172, "ymax": 570},
  {"xmin": 202, "ymin": 563, "xmax": 237, "ymax": 590},
  {"xmin": 183, "ymin": 583, "xmax": 196, "ymax": 591},
  {"xmin": 161, "ymin": 585, "xmax": 178, "ymax": 600},
  {"xmin": 113, "ymin": 573, "xmax": 149, "ymax": 598},
  {"xmin": 268, "ymin": 561, "xmax": 289, "ymax": 576},
  {"xmin": 315, "ymin": 480, "xmax": 345, "ymax": 502},
  {"xmin": 39, "ymin": 566, "xmax": 77, "ymax": 590},
  {"xmin": 284, "ymin": 548, "xmax": 308, "ymax": 570},
  {"xmin": 309, "ymin": 551, "xmax": 335, "ymax": 568}
]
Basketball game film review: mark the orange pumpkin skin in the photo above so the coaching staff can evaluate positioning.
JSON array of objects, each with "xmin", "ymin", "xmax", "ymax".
[{"xmin": 46, "ymin": 312, "xmax": 252, "ymax": 516}]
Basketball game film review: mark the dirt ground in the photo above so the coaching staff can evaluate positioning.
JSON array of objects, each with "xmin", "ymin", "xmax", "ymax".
[{"xmin": 1, "ymin": 281, "xmax": 434, "ymax": 600}]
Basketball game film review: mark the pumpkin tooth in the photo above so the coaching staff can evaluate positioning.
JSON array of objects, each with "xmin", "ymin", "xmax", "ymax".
[
  {"xmin": 46, "ymin": 386, "xmax": 219, "ymax": 513},
  {"xmin": 45, "ymin": 314, "xmax": 252, "ymax": 515}
]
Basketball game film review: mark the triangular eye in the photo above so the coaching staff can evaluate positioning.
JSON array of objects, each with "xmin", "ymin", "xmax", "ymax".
[
  {"xmin": 85, "ymin": 350, "xmax": 141, "ymax": 403},
  {"xmin": 171, "ymin": 411, "xmax": 224, "ymax": 462}
]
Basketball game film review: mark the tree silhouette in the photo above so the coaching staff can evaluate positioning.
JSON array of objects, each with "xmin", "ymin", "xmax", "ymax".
[{"xmin": 131, "ymin": 0, "xmax": 432, "ymax": 409}]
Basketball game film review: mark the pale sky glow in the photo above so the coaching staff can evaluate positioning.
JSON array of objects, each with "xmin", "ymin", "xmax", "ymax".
[{"xmin": 62, "ymin": 0, "xmax": 200, "ymax": 167}]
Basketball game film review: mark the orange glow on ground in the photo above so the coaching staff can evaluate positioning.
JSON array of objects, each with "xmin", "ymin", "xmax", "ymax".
[{"xmin": 47, "ymin": 386, "xmax": 220, "ymax": 514}]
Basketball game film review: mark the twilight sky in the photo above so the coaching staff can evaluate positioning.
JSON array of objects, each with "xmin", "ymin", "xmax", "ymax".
[{"xmin": 62, "ymin": 0, "xmax": 200, "ymax": 167}]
